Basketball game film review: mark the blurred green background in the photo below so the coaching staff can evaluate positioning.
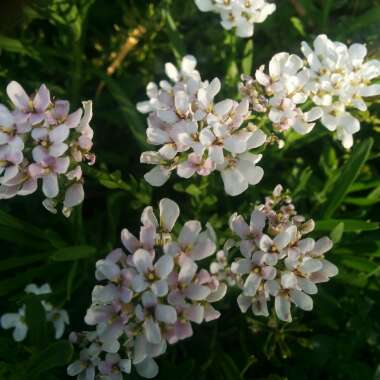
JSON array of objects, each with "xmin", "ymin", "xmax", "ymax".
[{"xmin": 0, "ymin": 0, "xmax": 380, "ymax": 379}]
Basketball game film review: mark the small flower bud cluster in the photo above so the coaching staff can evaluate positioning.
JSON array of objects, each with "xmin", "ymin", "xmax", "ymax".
[
  {"xmin": 210, "ymin": 240, "xmax": 241, "ymax": 287},
  {"xmin": 0, "ymin": 81, "xmax": 95, "ymax": 216},
  {"xmin": 0, "ymin": 283, "xmax": 69, "ymax": 341},
  {"xmin": 194, "ymin": 0, "xmax": 276, "ymax": 38},
  {"xmin": 68, "ymin": 198, "xmax": 226, "ymax": 379},
  {"xmin": 226, "ymin": 185, "xmax": 338, "ymax": 322},
  {"xmin": 137, "ymin": 55, "xmax": 267, "ymax": 196},
  {"xmin": 243, "ymin": 35, "xmax": 380, "ymax": 148}
]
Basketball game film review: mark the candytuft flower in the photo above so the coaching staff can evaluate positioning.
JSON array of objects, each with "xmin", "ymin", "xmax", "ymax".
[
  {"xmin": 0, "ymin": 81, "xmax": 95, "ymax": 216},
  {"xmin": 241, "ymin": 35, "xmax": 380, "ymax": 148},
  {"xmin": 137, "ymin": 56, "xmax": 267, "ymax": 196},
  {"xmin": 68, "ymin": 198, "xmax": 225, "ymax": 379},
  {"xmin": 194, "ymin": 0, "xmax": 276, "ymax": 38},
  {"xmin": 210, "ymin": 185, "xmax": 338, "ymax": 322}
]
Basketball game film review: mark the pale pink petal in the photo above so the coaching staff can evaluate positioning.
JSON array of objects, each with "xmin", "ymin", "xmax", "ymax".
[
  {"xmin": 289, "ymin": 289, "xmax": 313, "ymax": 311},
  {"xmin": 133, "ymin": 249, "xmax": 153, "ymax": 273},
  {"xmin": 7, "ymin": 81, "xmax": 30, "ymax": 110},
  {"xmin": 64, "ymin": 183, "xmax": 84, "ymax": 208},
  {"xmin": 121, "ymin": 229, "xmax": 140, "ymax": 254},
  {"xmin": 275, "ymin": 294, "xmax": 292, "ymax": 322},
  {"xmin": 42, "ymin": 173, "xmax": 59, "ymax": 198},
  {"xmin": 155, "ymin": 304, "xmax": 177, "ymax": 324},
  {"xmin": 33, "ymin": 84, "xmax": 50, "ymax": 112}
]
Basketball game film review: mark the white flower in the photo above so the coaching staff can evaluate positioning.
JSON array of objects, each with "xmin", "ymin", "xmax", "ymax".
[
  {"xmin": 194, "ymin": 0, "xmax": 276, "ymax": 38},
  {"xmin": 46, "ymin": 308, "xmax": 70, "ymax": 339},
  {"xmin": 220, "ymin": 152, "xmax": 264, "ymax": 196},
  {"xmin": 300, "ymin": 34, "xmax": 380, "ymax": 148},
  {"xmin": 2, "ymin": 283, "xmax": 70, "ymax": 342},
  {"xmin": 1, "ymin": 306, "xmax": 28, "ymax": 342},
  {"xmin": 138, "ymin": 55, "xmax": 268, "ymax": 196},
  {"xmin": 25, "ymin": 283, "xmax": 52, "ymax": 295}
]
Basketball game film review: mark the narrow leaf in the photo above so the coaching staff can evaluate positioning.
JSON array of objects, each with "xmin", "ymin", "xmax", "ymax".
[
  {"xmin": 322, "ymin": 138, "xmax": 373, "ymax": 218},
  {"xmin": 50, "ymin": 245, "xmax": 96, "ymax": 261}
]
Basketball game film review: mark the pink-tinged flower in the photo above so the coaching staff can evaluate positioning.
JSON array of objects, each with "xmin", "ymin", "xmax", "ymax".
[
  {"xmin": 229, "ymin": 209, "xmax": 266, "ymax": 256},
  {"xmin": 1, "ymin": 82, "xmax": 94, "ymax": 215},
  {"xmin": 220, "ymin": 153, "xmax": 264, "ymax": 196},
  {"xmin": 138, "ymin": 56, "xmax": 268, "ymax": 196},
  {"xmin": 167, "ymin": 260, "xmax": 211, "ymax": 305},
  {"xmin": 232, "ymin": 251, "xmax": 276, "ymax": 297},
  {"xmin": 177, "ymin": 153, "xmax": 215, "ymax": 178},
  {"xmin": 164, "ymin": 221, "xmax": 216, "ymax": 263},
  {"xmin": 131, "ymin": 249, "xmax": 173, "ymax": 296},
  {"xmin": 68, "ymin": 198, "xmax": 224, "ymax": 379},
  {"xmin": 29, "ymin": 152, "xmax": 70, "ymax": 198},
  {"xmin": 229, "ymin": 185, "xmax": 338, "ymax": 323},
  {"xmin": 0, "ymin": 104, "xmax": 24, "ymax": 149},
  {"xmin": 98, "ymin": 353, "xmax": 131, "ymax": 380},
  {"xmin": 0, "ymin": 145, "xmax": 24, "ymax": 185},
  {"xmin": 7, "ymin": 81, "xmax": 50, "ymax": 125},
  {"xmin": 67, "ymin": 348, "xmax": 98, "ymax": 380}
]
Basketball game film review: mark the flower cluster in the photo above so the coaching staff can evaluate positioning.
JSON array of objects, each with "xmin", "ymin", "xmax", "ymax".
[
  {"xmin": 224, "ymin": 185, "xmax": 338, "ymax": 322},
  {"xmin": 0, "ymin": 283, "xmax": 69, "ymax": 341},
  {"xmin": 0, "ymin": 81, "xmax": 95, "ymax": 216},
  {"xmin": 68, "ymin": 198, "xmax": 226, "ymax": 379},
  {"xmin": 137, "ymin": 55, "xmax": 267, "ymax": 196},
  {"xmin": 242, "ymin": 34, "xmax": 380, "ymax": 148},
  {"xmin": 194, "ymin": 0, "xmax": 276, "ymax": 38}
]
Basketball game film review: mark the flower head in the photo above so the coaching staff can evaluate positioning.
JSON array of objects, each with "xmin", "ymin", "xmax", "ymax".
[
  {"xmin": 68, "ymin": 198, "xmax": 225, "ymax": 379},
  {"xmin": 0, "ymin": 81, "xmax": 95, "ymax": 216},
  {"xmin": 138, "ymin": 56, "xmax": 267, "ymax": 196},
  {"xmin": 216, "ymin": 185, "xmax": 338, "ymax": 322},
  {"xmin": 194, "ymin": 0, "xmax": 276, "ymax": 38}
]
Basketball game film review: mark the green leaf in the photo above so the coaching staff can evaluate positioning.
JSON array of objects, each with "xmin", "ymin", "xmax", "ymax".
[
  {"xmin": 0, "ymin": 35, "xmax": 40, "ymax": 59},
  {"xmin": 0, "ymin": 254, "xmax": 46, "ymax": 273},
  {"xmin": 25, "ymin": 295, "xmax": 48, "ymax": 348},
  {"xmin": 336, "ymin": 7, "xmax": 380, "ymax": 37},
  {"xmin": 92, "ymin": 69, "xmax": 148, "ymax": 148},
  {"xmin": 162, "ymin": 8, "xmax": 186, "ymax": 63},
  {"xmin": 50, "ymin": 245, "xmax": 96, "ymax": 261},
  {"xmin": 0, "ymin": 209, "xmax": 46, "ymax": 239},
  {"xmin": 322, "ymin": 138, "xmax": 373, "ymax": 218},
  {"xmin": 315, "ymin": 219, "xmax": 379, "ymax": 233},
  {"xmin": 330, "ymin": 222, "xmax": 344, "ymax": 244},
  {"xmin": 28, "ymin": 341, "xmax": 73, "ymax": 376},
  {"xmin": 290, "ymin": 17, "xmax": 305, "ymax": 36},
  {"xmin": 218, "ymin": 352, "xmax": 244, "ymax": 380},
  {"xmin": 85, "ymin": 166, "xmax": 131, "ymax": 191},
  {"xmin": 0, "ymin": 226, "xmax": 51, "ymax": 249},
  {"xmin": 340, "ymin": 256, "xmax": 378, "ymax": 273}
]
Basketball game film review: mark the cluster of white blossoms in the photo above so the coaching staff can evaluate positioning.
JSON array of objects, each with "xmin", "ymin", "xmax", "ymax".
[
  {"xmin": 194, "ymin": 0, "xmax": 276, "ymax": 38},
  {"xmin": 212, "ymin": 185, "xmax": 338, "ymax": 322},
  {"xmin": 67, "ymin": 198, "xmax": 226, "ymax": 379},
  {"xmin": 0, "ymin": 283, "xmax": 69, "ymax": 341},
  {"xmin": 137, "ymin": 55, "xmax": 267, "ymax": 196},
  {"xmin": 241, "ymin": 34, "xmax": 380, "ymax": 148},
  {"xmin": 0, "ymin": 81, "xmax": 95, "ymax": 216}
]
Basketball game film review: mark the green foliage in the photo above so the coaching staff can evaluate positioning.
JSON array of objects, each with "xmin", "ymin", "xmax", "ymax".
[{"xmin": 0, "ymin": 0, "xmax": 380, "ymax": 379}]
